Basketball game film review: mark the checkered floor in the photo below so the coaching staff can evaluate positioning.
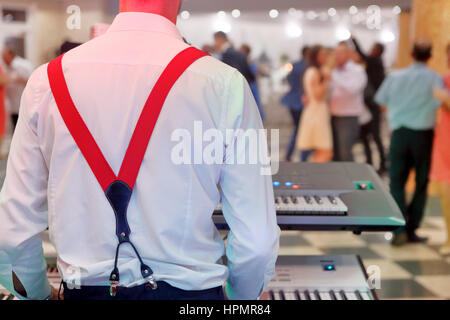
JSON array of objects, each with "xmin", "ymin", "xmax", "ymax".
[{"xmin": 1, "ymin": 94, "xmax": 449, "ymax": 300}]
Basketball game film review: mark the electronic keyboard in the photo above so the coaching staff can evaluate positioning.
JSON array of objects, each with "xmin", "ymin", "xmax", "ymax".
[
  {"xmin": 261, "ymin": 255, "xmax": 377, "ymax": 300},
  {"xmin": 213, "ymin": 162, "xmax": 405, "ymax": 232}
]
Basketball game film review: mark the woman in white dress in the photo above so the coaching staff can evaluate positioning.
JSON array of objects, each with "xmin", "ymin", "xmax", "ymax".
[{"xmin": 296, "ymin": 45, "xmax": 333, "ymax": 162}]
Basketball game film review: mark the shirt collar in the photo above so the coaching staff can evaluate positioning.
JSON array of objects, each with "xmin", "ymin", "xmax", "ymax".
[
  {"xmin": 411, "ymin": 61, "xmax": 427, "ymax": 68},
  {"xmin": 107, "ymin": 12, "xmax": 182, "ymax": 40}
]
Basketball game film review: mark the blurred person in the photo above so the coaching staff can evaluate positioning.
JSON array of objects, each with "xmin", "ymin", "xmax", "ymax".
[
  {"xmin": 352, "ymin": 36, "xmax": 387, "ymax": 174},
  {"xmin": 375, "ymin": 39, "xmax": 444, "ymax": 246},
  {"xmin": 296, "ymin": 45, "xmax": 333, "ymax": 162},
  {"xmin": 213, "ymin": 31, "xmax": 255, "ymax": 84},
  {"xmin": 201, "ymin": 44, "xmax": 214, "ymax": 56},
  {"xmin": 329, "ymin": 42, "xmax": 368, "ymax": 161},
  {"xmin": 240, "ymin": 44, "xmax": 264, "ymax": 120},
  {"xmin": 59, "ymin": 41, "xmax": 82, "ymax": 55},
  {"xmin": 430, "ymin": 43, "xmax": 450, "ymax": 255},
  {"xmin": 1, "ymin": 45, "xmax": 33, "ymax": 131},
  {"xmin": 281, "ymin": 46, "xmax": 312, "ymax": 162},
  {"xmin": 0, "ymin": 0, "xmax": 279, "ymax": 300}
]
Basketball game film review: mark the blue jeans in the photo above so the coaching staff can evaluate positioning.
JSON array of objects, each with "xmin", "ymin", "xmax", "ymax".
[
  {"xmin": 331, "ymin": 116, "xmax": 360, "ymax": 162},
  {"xmin": 63, "ymin": 281, "xmax": 225, "ymax": 300}
]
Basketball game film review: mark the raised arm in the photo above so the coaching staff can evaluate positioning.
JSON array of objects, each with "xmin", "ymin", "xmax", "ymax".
[{"xmin": 351, "ymin": 37, "xmax": 368, "ymax": 62}]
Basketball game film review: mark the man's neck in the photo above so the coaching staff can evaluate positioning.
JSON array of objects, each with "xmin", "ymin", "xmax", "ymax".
[{"xmin": 119, "ymin": 1, "xmax": 179, "ymax": 24}]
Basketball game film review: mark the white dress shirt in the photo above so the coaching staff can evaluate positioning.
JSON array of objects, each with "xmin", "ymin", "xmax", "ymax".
[
  {"xmin": 0, "ymin": 12, "xmax": 279, "ymax": 300},
  {"xmin": 329, "ymin": 60, "xmax": 368, "ymax": 117},
  {"xmin": 2, "ymin": 56, "xmax": 34, "ymax": 114}
]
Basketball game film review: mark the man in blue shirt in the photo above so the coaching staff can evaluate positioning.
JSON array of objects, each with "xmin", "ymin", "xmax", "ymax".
[
  {"xmin": 281, "ymin": 46, "xmax": 310, "ymax": 161},
  {"xmin": 375, "ymin": 39, "xmax": 444, "ymax": 246}
]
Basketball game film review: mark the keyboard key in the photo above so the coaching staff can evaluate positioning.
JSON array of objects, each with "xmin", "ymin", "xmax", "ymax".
[
  {"xmin": 344, "ymin": 291, "xmax": 359, "ymax": 300},
  {"xmin": 298, "ymin": 291, "xmax": 308, "ymax": 300},
  {"xmin": 319, "ymin": 292, "xmax": 332, "ymax": 300},
  {"xmin": 359, "ymin": 291, "xmax": 372, "ymax": 300},
  {"xmin": 284, "ymin": 292, "xmax": 298, "ymax": 300},
  {"xmin": 333, "ymin": 290, "xmax": 344, "ymax": 300},
  {"xmin": 273, "ymin": 291, "xmax": 282, "ymax": 300}
]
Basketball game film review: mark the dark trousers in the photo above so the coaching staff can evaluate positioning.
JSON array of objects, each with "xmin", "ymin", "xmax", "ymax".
[
  {"xmin": 63, "ymin": 281, "xmax": 225, "ymax": 300},
  {"xmin": 389, "ymin": 127, "xmax": 434, "ymax": 235},
  {"xmin": 10, "ymin": 113, "xmax": 19, "ymax": 131},
  {"xmin": 360, "ymin": 111, "xmax": 387, "ymax": 170},
  {"xmin": 331, "ymin": 116, "xmax": 360, "ymax": 162},
  {"xmin": 286, "ymin": 109, "xmax": 302, "ymax": 161}
]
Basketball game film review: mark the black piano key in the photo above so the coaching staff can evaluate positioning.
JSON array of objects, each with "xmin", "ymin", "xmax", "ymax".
[
  {"xmin": 304, "ymin": 290, "xmax": 313, "ymax": 300},
  {"xmin": 340, "ymin": 290, "xmax": 347, "ymax": 300},
  {"xmin": 304, "ymin": 196, "xmax": 313, "ymax": 204},
  {"xmin": 314, "ymin": 196, "xmax": 323, "ymax": 204},
  {"xmin": 314, "ymin": 290, "xmax": 321, "ymax": 300},
  {"xmin": 269, "ymin": 290, "xmax": 275, "ymax": 300},
  {"xmin": 279, "ymin": 290, "xmax": 286, "ymax": 300},
  {"xmin": 329, "ymin": 290, "xmax": 337, "ymax": 300},
  {"xmin": 355, "ymin": 290, "xmax": 363, "ymax": 300},
  {"xmin": 294, "ymin": 290, "xmax": 301, "ymax": 300},
  {"xmin": 328, "ymin": 196, "xmax": 338, "ymax": 204}
]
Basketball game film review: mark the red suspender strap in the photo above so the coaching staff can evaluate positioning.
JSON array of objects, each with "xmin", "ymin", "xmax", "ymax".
[
  {"xmin": 48, "ymin": 47, "xmax": 208, "ymax": 192},
  {"xmin": 118, "ymin": 48, "xmax": 207, "ymax": 189},
  {"xmin": 48, "ymin": 54, "xmax": 116, "ymax": 191}
]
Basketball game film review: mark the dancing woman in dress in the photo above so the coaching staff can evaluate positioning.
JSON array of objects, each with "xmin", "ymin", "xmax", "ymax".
[{"xmin": 296, "ymin": 45, "xmax": 333, "ymax": 162}]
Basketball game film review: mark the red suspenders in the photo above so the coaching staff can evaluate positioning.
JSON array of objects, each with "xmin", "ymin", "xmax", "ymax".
[{"xmin": 47, "ymin": 47, "xmax": 207, "ymax": 295}]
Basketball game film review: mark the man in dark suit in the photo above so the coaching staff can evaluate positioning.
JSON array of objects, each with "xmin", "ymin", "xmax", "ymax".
[
  {"xmin": 213, "ymin": 31, "xmax": 255, "ymax": 84},
  {"xmin": 351, "ymin": 36, "xmax": 387, "ymax": 174}
]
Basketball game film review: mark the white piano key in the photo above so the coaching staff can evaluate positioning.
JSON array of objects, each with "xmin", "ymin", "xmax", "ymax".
[
  {"xmin": 344, "ymin": 292, "xmax": 358, "ymax": 300},
  {"xmin": 319, "ymin": 292, "xmax": 332, "ymax": 300},
  {"xmin": 360, "ymin": 292, "xmax": 372, "ymax": 300},
  {"xmin": 272, "ymin": 291, "xmax": 282, "ymax": 300},
  {"xmin": 299, "ymin": 292, "xmax": 308, "ymax": 300},
  {"xmin": 333, "ymin": 291, "xmax": 344, "ymax": 300},
  {"xmin": 285, "ymin": 196, "xmax": 297, "ymax": 211},
  {"xmin": 335, "ymin": 197, "xmax": 348, "ymax": 213},
  {"xmin": 301, "ymin": 196, "xmax": 317, "ymax": 212},
  {"xmin": 284, "ymin": 292, "xmax": 298, "ymax": 300},
  {"xmin": 308, "ymin": 291, "xmax": 318, "ymax": 300},
  {"xmin": 275, "ymin": 196, "xmax": 284, "ymax": 211}
]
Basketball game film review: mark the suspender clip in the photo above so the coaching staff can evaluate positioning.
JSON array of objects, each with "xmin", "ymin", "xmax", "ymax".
[
  {"xmin": 110, "ymin": 280, "xmax": 119, "ymax": 297},
  {"xmin": 146, "ymin": 275, "xmax": 158, "ymax": 290}
]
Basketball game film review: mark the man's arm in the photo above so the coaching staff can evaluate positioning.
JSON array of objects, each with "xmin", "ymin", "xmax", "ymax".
[
  {"xmin": 219, "ymin": 70, "xmax": 280, "ymax": 300},
  {"xmin": 351, "ymin": 37, "xmax": 368, "ymax": 62},
  {"xmin": 434, "ymin": 88, "xmax": 450, "ymax": 110},
  {"xmin": 0, "ymin": 65, "xmax": 51, "ymax": 300}
]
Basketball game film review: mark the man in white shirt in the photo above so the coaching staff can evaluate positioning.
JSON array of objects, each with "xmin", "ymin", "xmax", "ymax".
[
  {"xmin": 0, "ymin": 0, "xmax": 279, "ymax": 300},
  {"xmin": 329, "ymin": 42, "xmax": 368, "ymax": 161},
  {"xmin": 1, "ymin": 46, "xmax": 34, "ymax": 130}
]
